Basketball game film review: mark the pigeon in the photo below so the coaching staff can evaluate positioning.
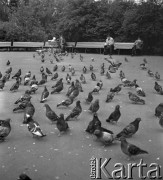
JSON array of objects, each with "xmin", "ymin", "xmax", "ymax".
[
  {"xmin": 106, "ymin": 105, "xmax": 121, "ymax": 123},
  {"xmin": 116, "ymin": 118, "xmax": 141, "ymax": 139},
  {"xmin": 66, "ymin": 73, "xmax": 71, "ymax": 84},
  {"xmin": 50, "ymin": 59, "xmax": 54, "ymax": 64},
  {"xmin": 17, "ymin": 173, "xmax": 32, "ymax": 180},
  {"xmin": 57, "ymin": 97, "xmax": 74, "ymax": 108},
  {"xmin": 119, "ymin": 137, "xmax": 148, "ymax": 157},
  {"xmin": 0, "ymin": 79, "xmax": 6, "ymax": 90},
  {"xmin": 90, "ymin": 65, "xmax": 93, "ymax": 71},
  {"xmin": 51, "ymin": 72, "xmax": 58, "ymax": 80},
  {"xmin": 71, "ymin": 53, "xmax": 74, "ymax": 59},
  {"xmin": 0, "ymin": 118, "xmax": 11, "ymax": 141},
  {"xmin": 101, "ymin": 62, "xmax": 105, "ymax": 69},
  {"xmin": 52, "ymin": 78, "xmax": 63, "ymax": 88},
  {"xmin": 42, "ymin": 72, "xmax": 47, "ymax": 81},
  {"xmin": 83, "ymin": 66, "xmax": 87, "ymax": 73},
  {"xmin": 29, "ymin": 84, "xmax": 38, "ymax": 94},
  {"xmin": 13, "ymin": 100, "xmax": 30, "ymax": 112},
  {"xmin": 97, "ymin": 80, "xmax": 103, "ymax": 90},
  {"xmin": 119, "ymin": 70, "xmax": 125, "ymax": 79},
  {"xmin": 143, "ymin": 58, "xmax": 147, "ymax": 64},
  {"xmin": 155, "ymin": 103, "xmax": 163, "ymax": 117},
  {"xmin": 12, "ymin": 69, "xmax": 21, "ymax": 79},
  {"xmin": 40, "ymin": 86, "xmax": 49, "ymax": 103},
  {"xmin": 27, "ymin": 118, "xmax": 46, "ymax": 138},
  {"xmin": 92, "ymin": 85, "xmax": 100, "ymax": 94},
  {"xmin": 46, "ymin": 67, "xmax": 52, "ymax": 75},
  {"xmin": 140, "ymin": 63, "xmax": 147, "ymax": 70},
  {"xmin": 6, "ymin": 60, "xmax": 10, "ymax": 66},
  {"xmin": 53, "ymin": 65, "xmax": 58, "ymax": 72},
  {"xmin": 94, "ymin": 128, "xmax": 114, "ymax": 145},
  {"xmin": 0, "ymin": 71, "xmax": 2, "ymax": 79},
  {"xmin": 105, "ymin": 92, "xmax": 115, "ymax": 103},
  {"xmin": 135, "ymin": 84, "xmax": 146, "ymax": 97},
  {"xmin": 30, "ymin": 75, "xmax": 38, "ymax": 86},
  {"xmin": 154, "ymin": 82, "xmax": 163, "ymax": 94},
  {"xmin": 91, "ymin": 57, "xmax": 94, "ymax": 62},
  {"xmin": 65, "ymin": 100, "xmax": 82, "ymax": 121},
  {"xmin": 38, "ymin": 79, "xmax": 46, "ymax": 86},
  {"xmin": 106, "ymin": 71, "xmax": 111, "ymax": 79},
  {"xmin": 124, "ymin": 57, "xmax": 128, "ymax": 62},
  {"xmin": 147, "ymin": 69, "xmax": 154, "ymax": 77},
  {"xmin": 80, "ymin": 74, "xmax": 86, "ymax": 84},
  {"xmin": 155, "ymin": 72, "xmax": 160, "ymax": 80},
  {"xmin": 10, "ymin": 80, "xmax": 19, "ymax": 92},
  {"xmin": 86, "ymin": 113, "xmax": 102, "ymax": 134},
  {"xmin": 40, "ymin": 66, "xmax": 44, "ymax": 73},
  {"xmin": 51, "ymin": 82, "xmax": 63, "ymax": 94},
  {"xmin": 16, "ymin": 76, "xmax": 22, "ymax": 85},
  {"xmin": 80, "ymin": 54, "xmax": 83, "ymax": 61},
  {"xmin": 91, "ymin": 72, "xmax": 96, "ymax": 81},
  {"xmin": 128, "ymin": 92, "xmax": 145, "ymax": 104},
  {"xmin": 56, "ymin": 113, "xmax": 69, "ymax": 136},
  {"xmin": 24, "ymin": 71, "xmax": 31, "ymax": 79},
  {"xmin": 123, "ymin": 79, "xmax": 137, "ymax": 88},
  {"xmin": 85, "ymin": 92, "xmax": 93, "ymax": 104},
  {"xmin": 100, "ymin": 67, "xmax": 105, "ymax": 75},
  {"xmin": 14, "ymin": 90, "xmax": 31, "ymax": 104},
  {"xmin": 68, "ymin": 64, "xmax": 73, "ymax": 72},
  {"xmin": 71, "ymin": 68, "xmax": 75, "ymax": 76},
  {"xmin": 75, "ymin": 79, "xmax": 83, "ymax": 92},
  {"xmin": 158, "ymin": 112, "xmax": 163, "ymax": 128},
  {"xmin": 89, "ymin": 99, "xmax": 99, "ymax": 113},
  {"xmin": 66, "ymin": 81, "xmax": 75, "ymax": 97},
  {"xmin": 23, "ymin": 102, "xmax": 35, "ymax": 124},
  {"xmin": 44, "ymin": 104, "xmax": 59, "ymax": 123},
  {"xmin": 110, "ymin": 84, "xmax": 122, "ymax": 94},
  {"xmin": 3, "ymin": 73, "xmax": 10, "ymax": 81},
  {"xmin": 61, "ymin": 65, "xmax": 65, "ymax": 72},
  {"xmin": 69, "ymin": 87, "xmax": 79, "ymax": 100},
  {"xmin": 86, "ymin": 113, "xmax": 113, "ymax": 134},
  {"xmin": 108, "ymin": 65, "xmax": 116, "ymax": 73},
  {"xmin": 24, "ymin": 77, "xmax": 30, "ymax": 86},
  {"xmin": 5, "ymin": 67, "xmax": 12, "ymax": 74}
]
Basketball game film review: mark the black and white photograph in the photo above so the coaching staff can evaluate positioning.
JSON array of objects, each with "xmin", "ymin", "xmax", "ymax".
[{"xmin": 0, "ymin": 0, "xmax": 163, "ymax": 179}]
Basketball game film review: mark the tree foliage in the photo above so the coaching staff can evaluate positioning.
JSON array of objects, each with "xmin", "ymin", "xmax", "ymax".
[{"xmin": 0, "ymin": 0, "xmax": 163, "ymax": 54}]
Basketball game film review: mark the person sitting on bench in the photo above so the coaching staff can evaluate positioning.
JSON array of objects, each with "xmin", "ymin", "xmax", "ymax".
[
  {"xmin": 104, "ymin": 35, "xmax": 114, "ymax": 58},
  {"xmin": 132, "ymin": 37, "xmax": 143, "ymax": 56}
]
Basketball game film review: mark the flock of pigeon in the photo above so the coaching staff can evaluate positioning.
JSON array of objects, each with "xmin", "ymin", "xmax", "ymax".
[{"xmin": 0, "ymin": 50, "xmax": 163, "ymax": 180}]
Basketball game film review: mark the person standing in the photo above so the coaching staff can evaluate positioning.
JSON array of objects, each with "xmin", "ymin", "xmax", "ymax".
[
  {"xmin": 59, "ymin": 35, "xmax": 66, "ymax": 53},
  {"xmin": 104, "ymin": 35, "xmax": 114, "ymax": 58},
  {"xmin": 132, "ymin": 37, "xmax": 143, "ymax": 56}
]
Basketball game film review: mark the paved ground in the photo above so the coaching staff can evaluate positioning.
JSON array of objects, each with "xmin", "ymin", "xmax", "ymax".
[{"xmin": 0, "ymin": 52, "xmax": 163, "ymax": 180}]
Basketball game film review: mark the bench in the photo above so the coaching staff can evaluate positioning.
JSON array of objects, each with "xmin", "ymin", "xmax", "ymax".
[
  {"xmin": 114, "ymin": 42, "xmax": 134, "ymax": 54},
  {"xmin": 65, "ymin": 42, "xmax": 134, "ymax": 54}
]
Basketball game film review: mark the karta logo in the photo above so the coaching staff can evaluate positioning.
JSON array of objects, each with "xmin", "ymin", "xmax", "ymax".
[{"xmin": 90, "ymin": 157, "xmax": 162, "ymax": 179}]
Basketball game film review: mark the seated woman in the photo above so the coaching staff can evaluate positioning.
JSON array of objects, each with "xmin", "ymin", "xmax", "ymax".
[{"xmin": 132, "ymin": 37, "xmax": 143, "ymax": 56}]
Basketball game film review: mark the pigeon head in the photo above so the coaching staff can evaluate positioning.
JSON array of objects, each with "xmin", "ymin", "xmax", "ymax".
[
  {"xmin": 94, "ymin": 129, "xmax": 102, "ymax": 137},
  {"xmin": 155, "ymin": 82, "xmax": 158, "ymax": 85},
  {"xmin": 59, "ymin": 113, "xmax": 64, "ymax": 119},
  {"xmin": 25, "ymin": 90, "xmax": 31, "ymax": 94},
  {"xmin": 119, "ymin": 136, "xmax": 127, "ymax": 142},
  {"xmin": 115, "ymin": 105, "xmax": 120, "ymax": 110},
  {"xmin": 133, "ymin": 79, "xmax": 137, "ymax": 83},
  {"xmin": 128, "ymin": 92, "xmax": 132, "ymax": 95},
  {"xmin": 18, "ymin": 173, "xmax": 31, "ymax": 180},
  {"xmin": 76, "ymin": 100, "xmax": 81, "ymax": 105}
]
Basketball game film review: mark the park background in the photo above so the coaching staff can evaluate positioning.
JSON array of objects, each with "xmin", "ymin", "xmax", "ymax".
[{"xmin": 0, "ymin": 0, "xmax": 163, "ymax": 55}]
